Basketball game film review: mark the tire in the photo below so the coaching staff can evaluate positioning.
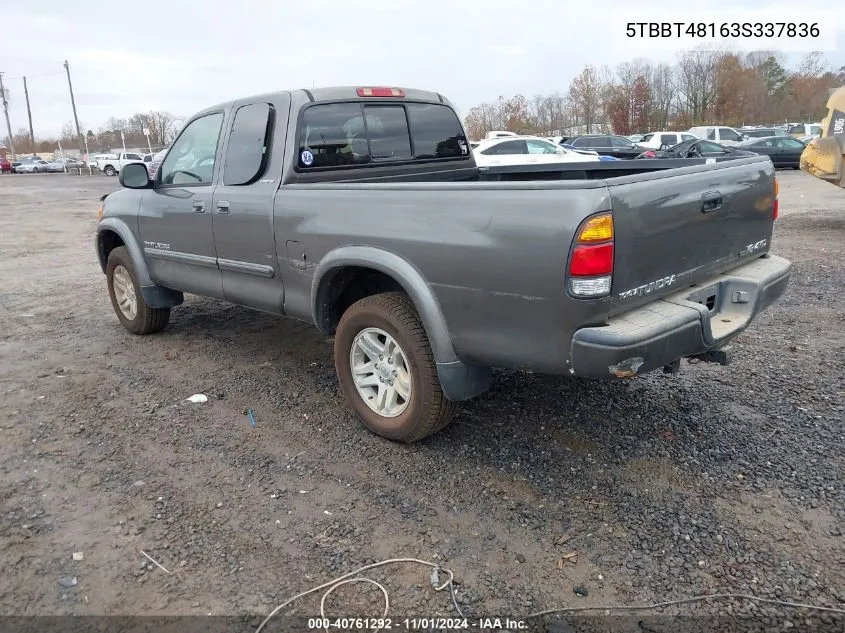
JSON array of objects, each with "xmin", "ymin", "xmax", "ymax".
[
  {"xmin": 104, "ymin": 165, "xmax": 116, "ymax": 176},
  {"xmin": 334, "ymin": 292, "xmax": 457, "ymax": 443},
  {"xmin": 106, "ymin": 246, "xmax": 170, "ymax": 334}
]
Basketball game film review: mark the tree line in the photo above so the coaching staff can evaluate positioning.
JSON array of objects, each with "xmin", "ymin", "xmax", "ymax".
[
  {"xmin": 463, "ymin": 49, "xmax": 844, "ymax": 139},
  {"xmin": 4, "ymin": 110, "xmax": 181, "ymax": 156}
]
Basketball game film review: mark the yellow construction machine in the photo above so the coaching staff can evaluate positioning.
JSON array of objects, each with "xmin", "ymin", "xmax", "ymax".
[{"xmin": 800, "ymin": 85, "xmax": 845, "ymax": 188}]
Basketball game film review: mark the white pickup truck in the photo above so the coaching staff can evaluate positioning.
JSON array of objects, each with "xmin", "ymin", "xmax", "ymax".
[{"xmin": 96, "ymin": 152, "xmax": 145, "ymax": 176}]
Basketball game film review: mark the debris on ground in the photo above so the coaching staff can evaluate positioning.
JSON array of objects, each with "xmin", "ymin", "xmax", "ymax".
[{"xmin": 185, "ymin": 394, "xmax": 208, "ymax": 404}]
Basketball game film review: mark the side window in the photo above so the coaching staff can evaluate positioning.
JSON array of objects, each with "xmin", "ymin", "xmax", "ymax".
[
  {"xmin": 494, "ymin": 140, "xmax": 527, "ymax": 154},
  {"xmin": 223, "ymin": 102, "xmax": 274, "ymax": 186},
  {"xmin": 526, "ymin": 140, "xmax": 558, "ymax": 154},
  {"xmin": 406, "ymin": 103, "xmax": 468, "ymax": 159},
  {"xmin": 699, "ymin": 140, "xmax": 726, "ymax": 152},
  {"xmin": 364, "ymin": 105, "xmax": 412, "ymax": 160},
  {"xmin": 570, "ymin": 138, "xmax": 588, "ymax": 147},
  {"xmin": 706, "ymin": 128, "xmax": 717, "ymax": 140},
  {"xmin": 594, "ymin": 137, "xmax": 611, "ymax": 147},
  {"xmin": 125, "ymin": 153, "xmax": 142, "ymax": 160},
  {"xmin": 720, "ymin": 127, "xmax": 741, "ymax": 141},
  {"xmin": 640, "ymin": 133, "xmax": 654, "ymax": 142},
  {"xmin": 761, "ymin": 140, "xmax": 775, "ymax": 147},
  {"xmin": 609, "ymin": 136, "xmax": 630, "ymax": 147},
  {"xmin": 159, "ymin": 112, "xmax": 224, "ymax": 185},
  {"xmin": 660, "ymin": 134, "xmax": 677, "ymax": 146},
  {"xmin": 299, "ymin": 103, "xmax": 370, "ymax": 168}
]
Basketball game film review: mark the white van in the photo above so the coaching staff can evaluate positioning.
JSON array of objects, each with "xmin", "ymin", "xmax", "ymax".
[
  {"xmin": 484, "ymin": 130, "xmax": 518, "ymax": 140},
  {"xmin": 637, "ymin": 131, "xmax": 698, "ymax": 149},
  {"xmin": 686, "ymin": 126, "xmax": 746, "ymax": 146}
]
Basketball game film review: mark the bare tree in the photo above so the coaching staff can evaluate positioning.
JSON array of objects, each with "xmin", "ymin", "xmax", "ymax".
[
  {"xmin": 648, "ymin": 63, "xmax": 676, "ymax": 129},
  {"xmin": 675, "ymin": 46, "xmax": 728, "ymax": 123},
  {"xmin": 569, "ymin": 66, "xmax": 603, "ymax": 132}
]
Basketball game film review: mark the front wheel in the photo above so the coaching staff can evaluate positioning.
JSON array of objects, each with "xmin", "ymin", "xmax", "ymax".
[
  {"xmin": 106, "ymin": 246, "xmax": 170, "ymax": 334},
  {"xmin": 334, "ymin": 292, "xmax": 457, "ymax": 443}
]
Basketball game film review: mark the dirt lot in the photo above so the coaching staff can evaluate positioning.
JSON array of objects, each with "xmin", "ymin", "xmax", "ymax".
[{"xmin": 1, "ymin": 171, "xmax": 843, "ymax": 631}]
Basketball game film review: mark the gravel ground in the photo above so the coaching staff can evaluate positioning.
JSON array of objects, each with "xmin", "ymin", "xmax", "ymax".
[{"xmin": 0, "ymin": 171, "xmax": 843, "ymax": 632}]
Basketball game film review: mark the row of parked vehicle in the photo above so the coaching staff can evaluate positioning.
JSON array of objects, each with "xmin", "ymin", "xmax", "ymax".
[
  {"xmin": 1, "ymin": 148, "xmax": 170, "ymax": 177},
  {"xmin": 472, "ymin": 125, "xmax": 809, "ymax": 170},
  {"xmin": 0, "ymin": 155, "xmax": 87, "ymax": 174}
]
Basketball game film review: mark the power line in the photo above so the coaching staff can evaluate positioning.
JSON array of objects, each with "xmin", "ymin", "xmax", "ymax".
[{"xmin": 3, "ymin": 71, "xmax": 65, "ymax": 80}]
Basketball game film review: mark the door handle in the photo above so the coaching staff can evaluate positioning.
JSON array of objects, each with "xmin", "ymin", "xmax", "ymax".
[
  {"xmin": 192, "ymin": 201, "xmax": 205, "ymax": 213},
  {"xmin": 701, "ymin": 191, "xmax": 723, "ymax": 213},
  {"xmin": 216, "ymin": 201, "xmax": 230, "ymax": 214}
]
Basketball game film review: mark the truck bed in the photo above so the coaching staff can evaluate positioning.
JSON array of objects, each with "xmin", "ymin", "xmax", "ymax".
[{"xmin": 278, "ymin": 155, "xmax": 779, "ymax": 373}]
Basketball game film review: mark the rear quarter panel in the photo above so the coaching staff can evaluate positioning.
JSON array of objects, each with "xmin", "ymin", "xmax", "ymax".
[{"xmin": 275, "ymin": 182, "xmax": 613, "ymax": 373}]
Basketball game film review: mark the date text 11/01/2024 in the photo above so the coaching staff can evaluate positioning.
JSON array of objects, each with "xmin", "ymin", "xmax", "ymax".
[
  {"xmin": 626, "ymin": 22, "xmax": 820, "ymax": 38},
  {"xmin": 307, "ymin": 617, "xmax": 527, "ymax": 630}
]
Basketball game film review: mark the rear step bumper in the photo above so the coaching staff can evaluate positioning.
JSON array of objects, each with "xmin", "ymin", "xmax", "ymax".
[{"xmin": 570, "ymin": 254, "xmax": 792, "ymax": 378}]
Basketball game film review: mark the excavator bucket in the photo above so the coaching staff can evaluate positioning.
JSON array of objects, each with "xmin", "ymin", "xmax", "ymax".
[{"xmin": 800, "ymin": 85, "xmax": 845, "ymax": 188}]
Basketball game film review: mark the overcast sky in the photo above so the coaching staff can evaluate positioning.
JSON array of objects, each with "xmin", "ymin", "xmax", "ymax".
[{"xmin": 2, "ymin": 0, "xmax": 843, "ymax": 139}]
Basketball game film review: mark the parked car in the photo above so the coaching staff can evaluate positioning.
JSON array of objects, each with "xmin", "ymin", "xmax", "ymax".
[
  {"xmin": 635, "ymin": 138, "xmax": 757, "ymax": 160},
  {"xmin": 788, "ymin": 123, "xmax": 822, "ymax": 138},
  {"xmin": 472, "ymin": 136, "xmax": 599, "ymax": 167},
  {"xmin": 738, "ymin": 136, "xmax": 806, "ymax": 168},
  {"xmin": 564, "ymin": 135, "xmax": 644, "ymax": 159},
  {"xmin": 636, "ymin": 131, "xmax": 698, "ymax": 150},
  {"xmin": 96, "ymin": 152, "xmax": 146, "ymax": 176},
  {"xmin": 54, "ymin": 156, "xmax": 85, "ymax": 169},
  {"xmin": 686, "ymin": 126, "xmax": 746, "ymax": 146},
  {"xmin": 11, "ymin": 156, "xmax": 43, "ymax": 173},
  {"xmin": 146, "ymin": 148, "xmax": 168, "ymax": 180},
  {"xmin": 0, "ymin": 158, "xmax": 11, "ymax": 173},
  {"xmin": 738, "ymin": 127, "xmax": 790, "ymax": 139},
  {"xmin": 15, "ymin": 159, "xmax": 61, "ymax": 173},
  {"xmin": 95, "ymin": 85, "xmax": 791, "ymax": 443}
]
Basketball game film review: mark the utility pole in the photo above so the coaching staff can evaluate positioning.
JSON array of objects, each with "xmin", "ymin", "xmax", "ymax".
[
  {"xmin": 0, "ymin": 72, "xmax": 14, "ymax": 159},
  {"xmin": 63, "ymin": 60, "xmax": 84, "ymax": 156},
  {"xmin": 23, "ymin": 76, "xmax": 35, "ymax": 155}
]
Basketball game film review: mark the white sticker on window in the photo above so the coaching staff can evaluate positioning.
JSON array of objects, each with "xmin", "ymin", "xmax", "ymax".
[{"xmin": 300, "ymin": 150, "xmax": 314, "ymax": 166}]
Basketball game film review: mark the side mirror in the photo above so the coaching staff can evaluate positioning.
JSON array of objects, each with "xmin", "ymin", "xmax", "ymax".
[{"xmin": 119, "ymin": 162, "xmax": 152, "ymax": 189}]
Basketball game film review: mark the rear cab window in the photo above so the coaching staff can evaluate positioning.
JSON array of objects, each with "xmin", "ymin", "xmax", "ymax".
[{"xmin": 297, "ymin": 100, "xmax": 469, "ymax": 170}]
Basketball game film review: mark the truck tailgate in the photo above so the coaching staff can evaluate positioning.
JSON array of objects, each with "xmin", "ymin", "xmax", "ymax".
[{"xmin": 607, "ymin": 156, "xmax": 777, "ymax": 315}]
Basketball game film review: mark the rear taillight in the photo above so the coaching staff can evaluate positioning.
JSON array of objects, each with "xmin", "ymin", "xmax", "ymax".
[
  {"xmin": 773, "ymin": 177, "xmax": 779, "ymax": 220},
  {"xmin": 568, "ymin": 213, "xmax": 614, "ymax": 298},
  {"xmin": 356, "ymin": 87, "xmax": 405, "ymax": 97}
]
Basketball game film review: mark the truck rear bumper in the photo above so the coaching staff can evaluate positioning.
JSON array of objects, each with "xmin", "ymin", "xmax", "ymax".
[{"xmin": 570, "ymin": 254, "xmax": 792, "ymax": 378}]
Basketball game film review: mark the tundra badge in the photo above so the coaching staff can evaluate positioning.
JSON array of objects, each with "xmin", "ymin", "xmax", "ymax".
[{"xmin": 618, "ymin": 275, "xmax": 677, "ymax": 299}]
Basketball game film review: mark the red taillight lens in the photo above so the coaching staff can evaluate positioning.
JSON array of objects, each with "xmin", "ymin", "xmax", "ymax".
[
  {"xmin": 773, "ymin": 177, "xmax": 779, "ymax": 220},
  {"xmin": 569, "ymin": 243, "xmax": 614, "ymax": 277}
]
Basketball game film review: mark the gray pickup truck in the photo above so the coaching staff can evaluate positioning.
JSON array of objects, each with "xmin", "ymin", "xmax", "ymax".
[{"xmin": 95, "ymin": 85, "xmax": 792, "ymax": 443}]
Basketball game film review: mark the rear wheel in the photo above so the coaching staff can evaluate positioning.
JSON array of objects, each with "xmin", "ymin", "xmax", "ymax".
[
  {"xmin": 334, "ymin": 292, "xmax": 457, "ymax": 443},
  {"xmin": 106, "ymin": 246, "xmax": 170, "ymax": 334},
  {"xmin": 104, "ymin": 165, "xmax": 116, "ymax": 176}
]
